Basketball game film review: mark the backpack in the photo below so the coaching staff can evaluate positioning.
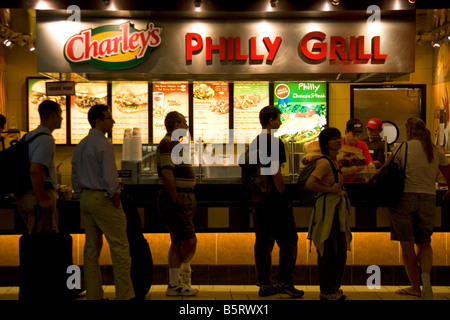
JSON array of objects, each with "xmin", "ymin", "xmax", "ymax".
[
  {"xmin": 297, "ymin": 156, "xmax": 339, "ymax": 206},
  {"xmin": 0, "ymin": 132, "xmax": 50, "ymax": 198},
  {"xmin": 239, "ymin": 138, "xmax": 274, "ymax": 199}
]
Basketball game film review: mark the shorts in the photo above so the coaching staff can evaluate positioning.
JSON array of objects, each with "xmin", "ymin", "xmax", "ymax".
[
  {"xmin": 389, "ymin": 192, "xmax": 436, "ymax": 244},
  {"xmin": 157, "ymin": 188, "xmax": 197, "ymax": 242}
]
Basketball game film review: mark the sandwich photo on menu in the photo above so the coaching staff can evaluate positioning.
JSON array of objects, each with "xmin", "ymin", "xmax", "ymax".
[
  {"xmin": 74, "ymin": 83, "xmax": 107, "ymax": 113},
  {"xmin": 30, "ymin": 80, "xmax": 65, "ymax": 108},
  {"xmin": 113, "ymin": 82, "xmax": 148, "ymax": 113}
]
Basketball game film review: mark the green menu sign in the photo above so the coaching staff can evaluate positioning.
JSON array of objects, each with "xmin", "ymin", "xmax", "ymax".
[{"xmin": 274, "ymin": 81, "xmax": 328, "ymax": 143}]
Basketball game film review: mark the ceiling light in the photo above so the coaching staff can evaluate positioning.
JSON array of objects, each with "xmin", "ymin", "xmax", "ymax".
[
  {"xmin": 3, "ymin": 39, "xmax": 12, "ymax": 47},
  {"xmin": 270, "ymin": 0, "xmax": 278, "ymax": 8},
  {"xmin": 332, "ymin": 0, "xmax": 340, "ymax": 6},
  {"xmin": 194, "ymin": 0, "xmax": 202, "ymax": 8},
  {"xmin": 29, "ymin": 42, "xmax": 35, "ymax": 52},
  {"xmin": 432, "ymin": 41, "xmax": 441, "ymax": 48}
]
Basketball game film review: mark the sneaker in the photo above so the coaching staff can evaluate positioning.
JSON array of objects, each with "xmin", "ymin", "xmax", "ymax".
[
  {"xmin": 422, "ymin": 286, "xmax": 433, "ymax": 300},
  {"xmin": 275, "ymin": 282, "xmax": 304, "ymax": 298},
  {"xmin": 258, "ymin": 284, "xmax": 278, "ymax": 297},
  {"xmin": 180, "ymin": 269, "xmax": 192, "ymax": 288},
  {"xmin": 319, "ymin": 292, "xmax": 346, "ymax": 301},
  {"xmin": 166, "ymin": 284, "xmax": 199, "ymax": 296}
]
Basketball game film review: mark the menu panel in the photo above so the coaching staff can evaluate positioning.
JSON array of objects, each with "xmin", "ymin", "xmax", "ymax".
[
  {"xmin": 70, "ymin": 82, "xmax": 107, "ymax": 144},
  {"xmin": 27, "ymin": 78, "xmax": 67, "ymax": 144},
  {"xmin": 112, "ymin": 82, "xmax": 149, "ymax": 144},
  {"xmin": 274, "ymin": 81, "xmax": 328, "ymax": 144},
  {"xmin": 152, "ymin": 81, "xmax": 189, "ymax": 144},
  {"xmin": 193, "ymin": 81, "xmax": 229, "ymax": 144},
  {"xmin": 233, "ymin": 82, "xmax": 269, "ymax": 144}
]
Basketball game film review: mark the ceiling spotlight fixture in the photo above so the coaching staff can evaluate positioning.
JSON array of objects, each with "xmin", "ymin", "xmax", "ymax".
[
  {"xmin": 103, "ymin": 0, "xmax": 110, "ymax": 6},
  {"xmin": 194, "ymin": 0, "xmax": 202, "ymax": 8},
  {"xmin": 270, "ymin": 0, "xmax": 278, "ymax": 8},
  {"xmin": 332, "ymin": 0, "xmax": 340, "ymax": 6},
  {"xmin": 3, "ymin": 39, "xmax": 12, "ymax": 47},
  {"xmin": 408, "ymin": 0, "xmax": 415, "ymax": 3},
  {"xmin": 432, "ymin": 41, "xmax": 441, "ymax": 48},
  {"xmin": 29, "ymin": 42, "xmax": 35, "ymax": 52}
]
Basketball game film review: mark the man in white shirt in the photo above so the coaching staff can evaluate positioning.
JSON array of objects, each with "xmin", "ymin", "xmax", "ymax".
[{"xmin": 72, "ymin": 104, "xmax": 135, "ymax": 300}]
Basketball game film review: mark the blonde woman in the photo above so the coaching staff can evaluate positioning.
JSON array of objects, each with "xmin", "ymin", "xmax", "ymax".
[{"xmin": 391, "ymin": 118, "xmax": 450, "ymax": 300}]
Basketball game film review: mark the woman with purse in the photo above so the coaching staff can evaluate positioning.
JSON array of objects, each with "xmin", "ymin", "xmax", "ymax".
[{"xmin": 391, "ymin": 118, "xmax": 450, "ymax": 300}]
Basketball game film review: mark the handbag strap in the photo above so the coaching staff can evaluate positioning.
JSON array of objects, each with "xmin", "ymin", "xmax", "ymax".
[{"xmin": 402, "ymin": 142, "xmax": 408, "ymax": 171}]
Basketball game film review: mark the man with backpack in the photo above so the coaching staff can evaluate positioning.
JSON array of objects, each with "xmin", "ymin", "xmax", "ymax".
[
  {"xmin": 16, "ymin": 100, "xmax": 62, "ymax": 234},
  {"xmin": 247, "ymin": 105, "xmax": 303, "ymax": 298}
]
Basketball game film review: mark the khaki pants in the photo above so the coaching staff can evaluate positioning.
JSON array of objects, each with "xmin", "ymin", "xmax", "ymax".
[
  {"xmin": 16, "ymin": 189, "xmax": 58, "ymax": 234},
  {"xmin": 80, "ymin": 190, "xmax": 135, "ymax": 300}
]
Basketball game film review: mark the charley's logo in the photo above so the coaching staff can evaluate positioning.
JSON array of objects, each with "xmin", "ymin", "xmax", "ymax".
[{"xmin": 64, "ymin": 22, "xmax": 161, "ymax": 69}]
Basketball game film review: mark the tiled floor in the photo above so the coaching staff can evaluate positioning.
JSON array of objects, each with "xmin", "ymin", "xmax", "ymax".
[{"xmin": 1, "ymin": 285, "xmax": 450, "ymax": 300}]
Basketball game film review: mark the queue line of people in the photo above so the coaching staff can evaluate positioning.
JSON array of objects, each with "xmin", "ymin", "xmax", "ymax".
[{"xmin": 6, "ymin": 101, "xmax": 450, "ymax": 301}]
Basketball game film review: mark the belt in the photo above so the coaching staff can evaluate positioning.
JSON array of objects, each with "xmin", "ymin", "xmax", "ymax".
[{"xmin": 176, "ymin": 187, "xmax": 195, "ymax": 193}]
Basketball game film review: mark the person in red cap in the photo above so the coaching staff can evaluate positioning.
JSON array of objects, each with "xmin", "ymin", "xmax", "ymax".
[
  {"xmin": 363, "ymin": 118, "xmax": 389, "ymax": 169},
  {"xmin": 341, "ymin": 118, "xmax": 373, "ymax": 175}
]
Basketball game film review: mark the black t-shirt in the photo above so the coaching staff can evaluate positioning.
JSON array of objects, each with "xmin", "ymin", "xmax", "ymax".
[{"xmin": 249, "ymin": 132, "xmax": 286, "ymax": 171}]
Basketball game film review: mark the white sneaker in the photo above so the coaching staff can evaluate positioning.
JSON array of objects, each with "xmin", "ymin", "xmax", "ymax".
[
  {"xmin": 180, "ymin": 269, "xmax": 192, "ymax": 288},
  {"xmin": 166, "ymin": 284, "xmax": 199, "ymax": 296}
]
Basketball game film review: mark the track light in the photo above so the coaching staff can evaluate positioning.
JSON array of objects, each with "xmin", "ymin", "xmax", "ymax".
[
  {"xmin": 270, "ymin": 0, "xmax": 278, "ymax": 8},
  {"xmin": 3, "ymin": 39, "xmax": 12, "ymax": 47},
  {"xmin": 29, "ymin": 42, "xmax": 35, "ymax": 52},
  {"xmin": 331, "ymin": 0, "xmax": 340, "ymax": 5},
  {"xmin": 194, "ymin": 0, "xmax": 201, "ymax": 8},
  {"xmin": 432, "ymin": 41, "xmax": 441, "ymax": 48}
]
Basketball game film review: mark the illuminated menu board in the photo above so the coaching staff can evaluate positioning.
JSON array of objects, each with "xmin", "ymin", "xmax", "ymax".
[
  {"xmin": 27, "ymin": 78, "xmax": 67, "ymax": 144},
  {"xmin": 233, "ymin": 82, "xmax": 269, "ymax": 144},
  {"xmin": 193, "ymin": 81, "xmax": 229, "ymax": 144},
  {"xmin": 111, "ymin": 82, "xmax": 149, "ymax": 144},
  {"xmin": 274, "ymin": 81, "xmax": 328, "ymax": 144},
  {"xmin": 152, "ymin": 81, "xmax": 189, "ymax": 144},
  {"xmin": 70, "ymin": 82, "xmax": 107, "ymax": 144}
]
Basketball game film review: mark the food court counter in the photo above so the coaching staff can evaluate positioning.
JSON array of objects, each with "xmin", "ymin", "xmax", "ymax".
[{"xmin": 0, "ymin": 177, "xmax": 448, "ymax": 235}]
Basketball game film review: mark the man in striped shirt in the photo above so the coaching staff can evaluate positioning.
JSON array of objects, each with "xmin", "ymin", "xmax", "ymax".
[{"xmin": 156, "ymin": 111, "xmax": 198, "ymax": 296}]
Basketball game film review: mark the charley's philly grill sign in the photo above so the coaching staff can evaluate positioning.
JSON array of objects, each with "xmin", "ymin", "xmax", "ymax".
[{"xmin": 36, "ymin": 14, "xmax": 415, "ymax": 74}]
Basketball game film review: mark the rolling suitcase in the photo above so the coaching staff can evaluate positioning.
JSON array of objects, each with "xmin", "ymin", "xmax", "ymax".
[
  {"xmin": 121, "ymin": 190, "xmax": 153, "ymax": 300},
  {"xmin": 18, "ymin": 205, "xmax": 76, "ymax": 301}
]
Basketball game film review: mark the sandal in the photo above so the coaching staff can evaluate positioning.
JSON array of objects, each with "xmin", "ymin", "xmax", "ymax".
[{"xmin": 395, "ymin": 287, "xmax": 421, "ymax": 297}]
